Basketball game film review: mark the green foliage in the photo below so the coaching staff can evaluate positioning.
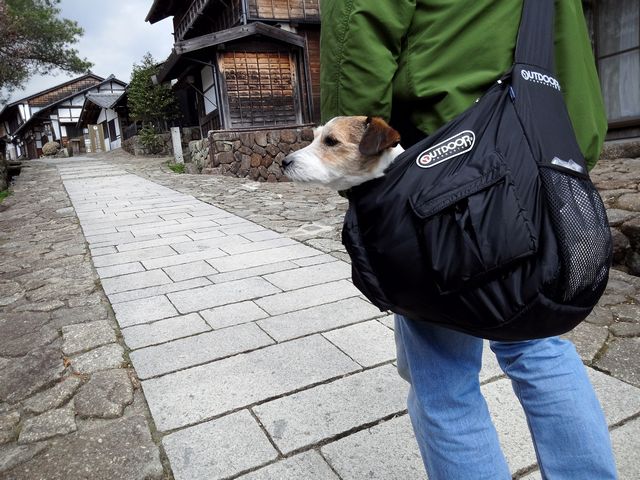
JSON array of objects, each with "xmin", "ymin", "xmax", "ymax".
[
  {"xmin": 0, "ymin": 0, "xmax": 92, "ymax": 100},
  {"xmin": 138, "ymin": 125, "xmax": 163, "ymax": 154},
  {"xmin": 168, "ymin": 162, "xmax": 185, "ymax": 174},
  {"xmin": 128, "ymin": 53, "xmax": 180, "ymax": 131},
  {"xmin": 0, "ymin": 189, "xmax": 10, "ymax": 203}
]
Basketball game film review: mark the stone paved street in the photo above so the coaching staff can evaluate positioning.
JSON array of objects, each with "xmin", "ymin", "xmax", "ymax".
[{"xmin": 1, "ymin": 151, "xmax": 640, "ymax": 479}]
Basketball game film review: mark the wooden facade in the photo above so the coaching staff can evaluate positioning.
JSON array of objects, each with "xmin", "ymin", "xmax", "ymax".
[
  {"xmin": 246, "ymin": 0, "xmax": 320, "ymax": 23},
  {"xmin": 147, "ymin": 0, "xmax": 320, "ymax": 134},
  {"xmin": 28, "ymin": 77, "xmax": 102, "ymax": 108}
]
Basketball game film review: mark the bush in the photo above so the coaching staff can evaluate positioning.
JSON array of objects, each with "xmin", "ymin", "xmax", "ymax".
[
  {"xmin": 139, "ymin": 126, "xmax": 163, "ymax": 155},
  {"xmin": 42, "ymin": 141, "xmax": 61, "ymax": 156},
  {"xmin": 168, "ymin": 162, "xmax": 185, "ymax": 174}
]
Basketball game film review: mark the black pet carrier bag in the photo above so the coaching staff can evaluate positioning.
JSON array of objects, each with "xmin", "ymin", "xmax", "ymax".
[{"xmin": 341, "ymin": 0, "xmax": 613, "ymax": 340}]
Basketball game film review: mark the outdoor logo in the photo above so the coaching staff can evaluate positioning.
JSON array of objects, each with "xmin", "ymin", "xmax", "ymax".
[
  {"xmin": 520, "ymin": 69, "xmax": 561, "ymax": 91},
  {"xmin": 416, "ymin": 130, "xmax": 475, "ymax": 169}
]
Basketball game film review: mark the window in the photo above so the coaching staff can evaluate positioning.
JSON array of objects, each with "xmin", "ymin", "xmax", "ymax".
[
  {"xmin": 65, "ymin": 126, "xmax": 84, "ymax": 139},
  {"xmin": 220, "ymin": 50, "xmax": 299, "ymax": 128},
  {"xmin": 108, "ymin": 119, "xmax": 118, "ymax": 140},
  {"xmin": 596, "ymin": 0, "xmax": 640, "ymax": 124},
  {"xmin": 200, "ymin": 66, "xmax": 218, "ymax": 115}
]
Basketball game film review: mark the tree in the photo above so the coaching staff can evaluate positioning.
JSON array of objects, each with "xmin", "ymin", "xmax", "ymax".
[
  {"xmin": 127, "ymin": 52, "xmax": 180, "ymax": 132},
  {"xmin": 0, "ymin": 0, "xmax": 92, "ymax": 100}
]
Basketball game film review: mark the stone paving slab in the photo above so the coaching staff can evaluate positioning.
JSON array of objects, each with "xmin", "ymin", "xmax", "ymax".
[
  {"xmin": 263, "ymin": 260, "xmax": 351, "ymax": 290},
  {"xmin": 167, "ymin": 277, "xmax": 281, "ymax": 313},
  {"xmin": 141, "ymin": 335, "xmax": 361, "ymax": 431},
  {"xmin": 141, "ymin": 248, "xmax": 227, "ymax": 269},
  {"xmin": 256, "ymin": 297, "xmax": 382, "ymax": 341},
  {"xmin": 99, "ymin": 269, "xmax": 172, "ymax": 295},
  {"xmin": 236, "ymin": 451, "xmax": 339, "ymax": 480},
  {"xmin": 163, "ymin": 260, "xmax": 218, "ymax": 282},
  {"xmin": 255, "ymin": 279, "xmax": 361, "ymax": 315},
  {"xmin": 207, "ymin": 260, "xmax": 298, "ymax": 284},
  {"xmin": 200, "ymin": 301, "xmax": 269, "ymax": 329},
  {"xmin": 207, "ymin": 243, "xmax": 320, "ymax": 273},
  {"xmin": 322, "ymin": 320, "xmax": 396, "ymax": 367},
  {"xmin": 163, "ymin": 410, "xmax": 278, "ymax": 480},
  {"xmin": 121, "ymin": 312, "xmax": 211, "ymax": 349},
  {"xmin": 111, "ymin": 295, "xmax": 178, "ymax": 327},
  {"xmin": 92, "ymin": 245, "xmax": 177, "ymax": 268},
  {"xmin": 130, "ymin": 322, "xmax": 274, "ymax": 379},
  {"xmin": 253, "ymin": 365, "xmax": 408, "ymax": 454},
  {"xmin": 321, "ymin": 414, "xmax": 425, "ymax": 480},
  {"xmin": 95, "ymin": 261, "xmax": 146, "ymax": 279},
  {"xmin": 107, "ymin": 276, "xmax": 212, "ymax": 304},
  {"xmin": 610, "ymin": 418, "xmax": 640, "ymax": 480}
]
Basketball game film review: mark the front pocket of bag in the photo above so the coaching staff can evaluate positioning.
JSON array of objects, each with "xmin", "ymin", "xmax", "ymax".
[{"xmin": 409, "ymin": 154, "xmax": 537, "ymax": 294}]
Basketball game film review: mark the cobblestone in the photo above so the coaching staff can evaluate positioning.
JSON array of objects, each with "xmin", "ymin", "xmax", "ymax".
[
  {"xmin": 74, "ymin": 369, "xmax": 134, "ymax": 418},
  {"xmin": 22, "ymin": 376, "xmax": 83, "ymax": 415},
  {"xmin": 61, "ymin": 320, "xmax": 117, "ymax": 355},
  {"xmin": 70, "ymin": 343, "xmax": 125, "ymax": 374},
  {"xmin": 18, "ymin": 406, "xmax": 77, "ymax": 444},
  {"xmin": 0, "ymin": 161, "xmax": 164, "ymax": 477}
]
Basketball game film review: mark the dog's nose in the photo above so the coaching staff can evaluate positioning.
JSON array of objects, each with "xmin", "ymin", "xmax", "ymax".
[{"xmin": 282, "ymin": 156, "xmax": 293, "ymax": 168}]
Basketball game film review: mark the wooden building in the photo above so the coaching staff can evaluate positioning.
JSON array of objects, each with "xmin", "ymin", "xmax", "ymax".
[
  {"xmin": 77, "ymin": 91, "xmax": 129, "ymax": 153},
  {"xmin": 146, "ymin": 0, "xmax": 320, "ymax": 135},
  {"xmin": 0, "ymin": 74, "xmax": 127, "ymax": 159},
  {"xmin": 0, "ymin": 73, "xmax": 103, "ymax": 159}
]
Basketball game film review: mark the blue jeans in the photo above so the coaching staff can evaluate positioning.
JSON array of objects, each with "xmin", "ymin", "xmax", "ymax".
[{"xmin": 395, "ymin": 315, "xmax": 617, "ymax": 479}]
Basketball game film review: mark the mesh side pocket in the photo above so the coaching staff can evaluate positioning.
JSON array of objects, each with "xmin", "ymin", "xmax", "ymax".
[{"xmin": 540, "ymin": 168, "xmax": 612, "ymax": 306}]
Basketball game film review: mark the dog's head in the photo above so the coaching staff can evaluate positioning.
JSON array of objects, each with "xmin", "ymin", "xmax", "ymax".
[{"xmin": 283, "ymin": 116, "xmax": 402, "ymax": 191}]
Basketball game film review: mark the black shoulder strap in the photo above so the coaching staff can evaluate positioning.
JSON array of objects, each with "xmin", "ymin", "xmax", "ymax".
[{"xmin": 514, "ymin": 0, "xmax": 555, "ymax": 71}]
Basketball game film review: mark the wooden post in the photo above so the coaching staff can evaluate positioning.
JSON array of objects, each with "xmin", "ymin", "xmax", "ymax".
[{"xmin": 171, "ymin": 127, "xmax": 184, "ymax": 164}]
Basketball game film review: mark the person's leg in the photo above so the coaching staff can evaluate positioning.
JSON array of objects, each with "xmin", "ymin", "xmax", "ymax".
[
  {"xmin": 490, "ymin": 337, "xmax": 617, "ymax": 479},
  {"xmin": 395, "ymin": 315, "xmax": 511, "ymax": 480}
]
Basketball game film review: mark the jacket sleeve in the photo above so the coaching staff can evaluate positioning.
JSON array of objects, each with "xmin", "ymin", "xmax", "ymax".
[
  {"xmin": 320, "ymin": 0, "xmax": 416, "ymax": 123},
  {"xmin": 555, "ymin": 0, "xmax": 607, "ymax": 170}
]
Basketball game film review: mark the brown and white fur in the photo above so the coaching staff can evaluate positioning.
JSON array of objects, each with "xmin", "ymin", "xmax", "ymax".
[{"xmin": 283, "ymin": 116, "xmax": 403, "ymax": 191}]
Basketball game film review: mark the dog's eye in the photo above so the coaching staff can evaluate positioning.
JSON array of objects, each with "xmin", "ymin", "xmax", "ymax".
[{"xmin": 323, "ymin": 136, "xmax": 340, "ymax": 147}]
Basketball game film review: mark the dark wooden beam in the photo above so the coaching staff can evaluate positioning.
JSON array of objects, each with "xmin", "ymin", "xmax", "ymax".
[{"xmin": 174, "ymin": 22, "xmax": 305, "ymax": 55}]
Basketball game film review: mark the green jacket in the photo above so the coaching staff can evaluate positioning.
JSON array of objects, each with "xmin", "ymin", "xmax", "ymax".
[{"xmin": 320, "ymin": 0, "xmax": 606, "ymax": 169}]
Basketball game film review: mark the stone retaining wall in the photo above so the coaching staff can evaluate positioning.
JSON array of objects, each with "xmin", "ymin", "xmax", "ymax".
[
  {"xmin": 186, "ymin": 138, "xmax": 209, "ymax": 173},
  {"xmin": 593, "ymin": 140, "xmax": 640, "ymax": 275},
  {"xmin": 204, "ymin": 126, "xmax": 314, "ymax": 182},
  {"xmin": 122, "ymin": 127, "xmax": 201, "ymax": 156}
]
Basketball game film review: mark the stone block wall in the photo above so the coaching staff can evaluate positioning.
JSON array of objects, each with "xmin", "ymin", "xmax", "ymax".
[
  {"xmin": 592, "ymin": 140, "xmax": 640, "ymax": 275},
  {"xmin": 122, "ymin": 127, "xmax": 201, "ymax": 157},
  {"xmin": 204, "ymin": 126, "xmax": 314, "ymax": 182},
  {"xmin": 186, "ymin": 139, "xmax": 209, "ymax": 173}
]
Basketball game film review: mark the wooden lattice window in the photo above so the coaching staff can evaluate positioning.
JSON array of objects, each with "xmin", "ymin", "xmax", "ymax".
[
  {"xmin": 247, "ymin": 0, "xmax": 320, "ymax": 21},
  {"xmin": 220, "ymin": 50, "xmax": 301, "ymax": 128}
]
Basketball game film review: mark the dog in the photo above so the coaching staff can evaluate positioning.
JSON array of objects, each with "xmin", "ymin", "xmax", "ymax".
[{"xmin": 283, "ymin": 116, "xmax": 403, "ymax": 191}]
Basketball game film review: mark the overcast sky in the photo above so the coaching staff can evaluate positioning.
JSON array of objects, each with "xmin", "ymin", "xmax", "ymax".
[{"xmin": 5, "ymin": 0, "xmax": 174, "ymax": 104}]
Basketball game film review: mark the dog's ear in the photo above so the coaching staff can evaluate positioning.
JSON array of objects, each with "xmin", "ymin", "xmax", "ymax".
[{"xmin": 359, "ymin": 117, "xmax": 401, "ymax": 156}]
